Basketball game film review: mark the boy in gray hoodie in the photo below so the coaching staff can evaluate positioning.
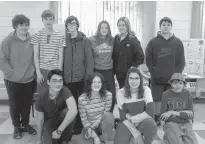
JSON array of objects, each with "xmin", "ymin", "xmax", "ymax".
[{"xmin": 0, "ymin": 14, "xmax": 36, "ymax": 139}]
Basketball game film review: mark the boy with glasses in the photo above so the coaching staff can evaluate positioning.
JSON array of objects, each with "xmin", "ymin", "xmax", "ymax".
[
  {"xmin": 31, "ymin": 10, "xmax": 65, "ymax": 95},
  {"xmin": 63, "ymin": 15, "xmax": 94, "ymax": 134},
  {"xmin": 35, "ymin": 69, "xmax": 77, "ymax": 144},
  {"xmin": 160, "ymin": 73, "xmax": 198, "ymax": 144}
]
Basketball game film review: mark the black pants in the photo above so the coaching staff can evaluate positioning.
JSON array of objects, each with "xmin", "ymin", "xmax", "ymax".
[
  {"xmin": 94, "ymin": 69, "xmax": 116, "ymax": 112},
  {"xmin": 117, "ymin": 77, "xmax": 126, "ymax": 89},
  {"xmin": 4, "ymin": 79, "xmax": 36, "ymax": 127},
  {"xmin": 43, "ymin": 108, "xmax": 75, "ymax": 144},
  {"xmin": 64, "ymin": 81, "xmax": 84, "ymax": 130}
]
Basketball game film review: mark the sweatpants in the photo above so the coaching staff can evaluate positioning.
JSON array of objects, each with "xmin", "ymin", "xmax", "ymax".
[
  {"xmin": 163, "ymin": 122, "xmax": 199, "ymax": 144},
  {"xmin": 94, "ymin": 69, "xmax": 116, "ymax": 112},
  {"xmin": 36, "ymin": 69, "xmax": 50, "ymax": 95},
  {"xmin": 4, "ymin": 79, "xmax": 36, "ymax": 127},
  {"xmin": 64, "ymin": 81, "xmax": 84, "ymax": 130},
  {"xmin": 43, "ymin": 108, "xmax": 75, "ymax": 144},
  {"xmin": 114, "ymin": 118, "xmax": 157, "ymax": 144},
  {"xmin": 81, "ymin": 112, "xmax": 115, "ymax": 142}
]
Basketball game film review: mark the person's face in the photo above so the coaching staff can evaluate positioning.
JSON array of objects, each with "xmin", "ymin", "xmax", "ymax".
[
  {"xmin": 47, "ymin": 74, "xmax": 63, "ymax": 92},
  {"xmin": 42, "ymin": 16, "xmax": 54, "ymax": 29},
  {"xmin": 67, "ymin": 20, "xmax": 78, "ymax": 32},
  {"xmin": 171, "ymin": 80, "xmax": 184, "ymax": 93},
  {"xmin": 160, "ymin": 21, "xmax": 172, "ymax": 34},
  {"xmin": 91, "ymin": 76, "xmax": 102, "ymax": 92},
  {"xmin": 100, "ymin": 23, "xmax": 109, "ymax": 37},
  {"xmin": 16, "ymin": 23, "xmax": 29, "ymax": 36},
  {"xmin": 128, "ymin": 72, "xmax": 140, "ymax": 89},
  {"xmin": 117, "ymin": 20, "xmax": 127, "ymax": 34}
]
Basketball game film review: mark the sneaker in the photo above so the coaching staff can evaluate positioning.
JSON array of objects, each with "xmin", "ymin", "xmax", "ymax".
[
  {"xmin": 13, "ymin": 127, "xmax": 22, "ymax": 139},
  {"xmin": 154, "ymin": 114, "xmax": 161, "ymax": 126},
  {"xmin": 22, "ymin": 124, "xmax": 37, "ymax": 135}
]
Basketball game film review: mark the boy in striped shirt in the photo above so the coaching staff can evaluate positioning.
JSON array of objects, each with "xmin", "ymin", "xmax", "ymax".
[{"xmin": 31, "ymin": 10, "xmax": 65, "ymax": 95}]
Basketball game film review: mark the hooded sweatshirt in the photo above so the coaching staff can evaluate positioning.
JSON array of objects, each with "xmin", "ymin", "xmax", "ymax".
[
  {"xmin": 145, "ymin": 32, "xmax": 185, "ymax": 84},
  {"xmin": 0, "ymin": 31, "xmax": 35, "ymax": 83},
  {"xmin": 89, "ymin": 36, "xmax": 114, "ymax": 70},
  {"xmin": 113, "ymin": 34, "xmax": 144, "ymax": 78},
  {"xmin": 63, "ymin": 31, "xmax": 94, "ymax": 84}
]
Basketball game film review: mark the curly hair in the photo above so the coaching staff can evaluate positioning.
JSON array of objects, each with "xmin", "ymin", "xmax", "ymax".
[
  {"xmin": 123, "ymin": 67, "xmax": 144, "ymax": 99},
  {"xmin": 84, "ymin": 72, "xmax": 107, "ymax": 100}
]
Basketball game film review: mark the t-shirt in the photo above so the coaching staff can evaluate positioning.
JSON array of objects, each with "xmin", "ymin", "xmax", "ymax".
[
  {"xmin": 161, "ymin": 89, "xmax": 194, "ymax": 124},
  {"xmin": 35, "ymin": 86, "xmax": 72, "ymax": 120},
  {"xmin": 31, "ymin": 29, "xmax": 66, "ymax": 70}
]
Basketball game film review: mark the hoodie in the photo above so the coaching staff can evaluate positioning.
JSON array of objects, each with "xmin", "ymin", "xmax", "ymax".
[
  {"xmin": 63, "ymin": 31, "xmax": 94, "ymax": 84},
  {"xmin": 113, "ymin": 34, "xmax": 144, "ymax": 78},
  {"xmin": 145, "ymin": 32, "xmax": 185, "ymax": 84},
  {"xmin": 0, "ymin": 31, "xmax": 35, "ymax": 83}
]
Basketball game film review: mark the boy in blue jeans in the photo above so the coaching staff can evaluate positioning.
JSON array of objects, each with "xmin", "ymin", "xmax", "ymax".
[{"xmin": 160, "ymin": 73, "xmax": 198, "ymax": 144}]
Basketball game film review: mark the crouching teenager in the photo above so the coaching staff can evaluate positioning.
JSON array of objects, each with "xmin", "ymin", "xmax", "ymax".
[
  {"xmin": 114, "ymin": 67, "xmax": 157, "ymax": 144},
  {"xmin": 35, "ymin": 69, "xmax": 77, "ymax": 144},
  {"xmin": 160, "ymin": 73, "xmax": 199, "ymax": 144},
  {"xmin": 78, "ymin": 72, "xmax": 115, "ymax": 144}
]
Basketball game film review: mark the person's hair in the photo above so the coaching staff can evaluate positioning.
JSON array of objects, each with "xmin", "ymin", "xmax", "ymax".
[
  {"xmin": 41, "ymin": 10, "xmax": 55, "ymax": 20},
  {"xmin": 159, "ymin": 17, "xmax": 172, "ymax": 27},
  {"xmin": 12, "ymin": 14, "xmax": 30, "ymax": 29},
  {"xmin": 124, "ymin": 67, "xmax": 144, "ymax": 99},
  {"xmin": 84, "ymin": 72, "xmax": 106, "ymax": 100},
  {"xmin": 95, "ymin": 20, "xmax": 113, "ymax": 45},
  {"xmin": 64, "ymin": 15, "xmax": 80, "ymax": 31},
  {"xmin": 117, "ymin": 17, "xmax": 135, "ymax": 36},
  {"xmin": 47, "ymin": 69, "xmax": 63, "ymax": 81}
]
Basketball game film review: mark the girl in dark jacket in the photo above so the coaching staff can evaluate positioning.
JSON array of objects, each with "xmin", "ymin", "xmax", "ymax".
[{"xmin": 113, "ymin": 17, "xmax": 144, "ymax": 88}]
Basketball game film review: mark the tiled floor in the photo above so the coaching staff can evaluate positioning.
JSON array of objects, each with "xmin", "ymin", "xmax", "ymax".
[{"xmin": 0, "ymin": 104, "xmax": 205, "ymax": 144}]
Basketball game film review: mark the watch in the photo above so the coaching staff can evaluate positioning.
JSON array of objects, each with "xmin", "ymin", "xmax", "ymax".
[{"xmin": 56, "ymin": 129, "xmax": 62, "ymax": 135}]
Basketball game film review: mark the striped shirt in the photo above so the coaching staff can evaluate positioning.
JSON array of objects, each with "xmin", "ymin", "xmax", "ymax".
[
  {"xmin": 78, "ymin": 91, "xmax": 112, "ymax": 129},
  {"xmin": 31, "ymin": 29, "xmax": 66, "ymax": 70}
]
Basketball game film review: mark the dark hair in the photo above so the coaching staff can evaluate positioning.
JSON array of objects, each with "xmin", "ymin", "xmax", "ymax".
[
  {"xmin": 95, "ymin": 20, "xmax": 113, "ymax": 45},
  {"xmin": 84, "ymin": 72, "xmax": 106, "ymax": 100},
  {"xmin": 41, "ymin": 10, "xmax": 55, "ymax": 20},
  {"xmin": 124, "ymin": 67, "xmax": 144, "ymax": 99},
  {"xmin": 117, "ymin": 17, "xmax": 135, "ymax": 36},
  {"xmin": 159, "ymin": 17, "xmax": 172, "ymax": 27},
  {"xmin": 64, "ymin": 15, "xmax": 80, "ymax": 31},
  {"xmin": 47, "ymin": 69, "xmax": 63, "ymax": 81},
  {"xmin": 12, "ymin": 14, "xmax": 30, "ymax": 29}
]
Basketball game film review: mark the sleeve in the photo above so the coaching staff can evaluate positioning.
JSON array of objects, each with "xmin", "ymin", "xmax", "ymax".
[
  {"xmin": 160, "ymin": 92, "xmax": 168, "ymax": 114},
  {"xmin": 145, "ymin": 40, "xmax": 154, "ymax": 72},
  {"xmin": 35, "ymin": 95, "xmax": 44, "ymax": 112},
  {"xmin": 131, "ymin": 37, "xmax": 145, "ymax": 67},
  {"xmin": 63, "ymin": 87, "xmax": 72, "ymax": 101},
  {"xmin": 31, "ymin": 32, "xmax": 39, "ymax": 45},
  {"xmin": 175, "ymin": 40, "xmax": 185, "ymax": 73},
  {"xmin": 78, "ymin": 95, "xmax": 91, "ymax": 129},
  {"xmin": 84, "ymin": 39, "xmax": 94, "ymax": 78},
  {"xmin": 116, "ymin": 89, "xmax": 127, "ymax": 121},
  {"xmin": 59, "ymin": 34, "xmax": 66, "ymax": 48},
  {"xmin": 105, "ymin": 92, "xmax": 112, "ymax": 112},
  {"xmin": 144, "ymin": 87, "xmax": 154, "ymax": 117},
  {"xmin": 179, "ymin": 91, "xmax": 194, "ymax": 120},
  {"xmin": 0, "ymin": 39, "xmax": 14, "ymax": 77}
]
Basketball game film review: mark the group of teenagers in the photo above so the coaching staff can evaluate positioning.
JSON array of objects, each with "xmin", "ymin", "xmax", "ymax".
[{"xmin": 0, "ymin": 9, "xmax": 200, "ymax": 144}]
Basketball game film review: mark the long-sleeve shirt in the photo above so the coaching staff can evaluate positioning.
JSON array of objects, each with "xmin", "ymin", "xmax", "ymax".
[
  {"xmin": 160, "ymin": 89, "xmax": 194, "ymax": 124},
  {"xmin": 78, "ymin": 91, "xmax": 112, "ymax": 129}
]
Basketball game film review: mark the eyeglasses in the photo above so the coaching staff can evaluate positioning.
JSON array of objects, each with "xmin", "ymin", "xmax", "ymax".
[
  {"xmin": 50, "ymin": 79, "xmax": 63, "ymax": 84},
  {"xmin": 171, "ymin": 80, "xmax": 184, "ymax": 85},
  {"xmin": 67, "ymin": 22, "xmax": 77, "ymax": 27}
]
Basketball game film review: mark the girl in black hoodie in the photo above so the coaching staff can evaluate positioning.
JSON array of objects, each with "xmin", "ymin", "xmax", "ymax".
[{"xmin": 113, "ymin": 17, "xmax": 144, "ymax": 88}]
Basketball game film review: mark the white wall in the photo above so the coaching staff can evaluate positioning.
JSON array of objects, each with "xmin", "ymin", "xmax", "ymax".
[
  {"xmin": 0, "ymin": 1, "xmax": 50, "ymax": 42},
  {"xmin": 155, "ymin": 1, "xmax": 192, "ymax": 40}
]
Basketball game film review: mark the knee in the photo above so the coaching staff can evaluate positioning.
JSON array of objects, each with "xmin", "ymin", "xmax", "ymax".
[{"xmin": 142, "ymin": 118, "xmax": 157, "ymax": 136}]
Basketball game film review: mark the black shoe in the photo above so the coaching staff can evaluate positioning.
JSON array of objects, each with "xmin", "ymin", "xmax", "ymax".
[
  {"xmin": 22, "ymin": 124, "xmax": 37, "ymax": 135},
  {"xmin": 72, "ymin": 128, "xmax": 82, "ymax": 135},
  {"xmin": 13, "ymin": 127, "xmax": 22, "ymax": 139}
]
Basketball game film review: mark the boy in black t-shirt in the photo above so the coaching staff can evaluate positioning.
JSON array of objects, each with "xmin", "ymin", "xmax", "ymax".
[
  {"xmin": 160, "ymin": 73, "xmax": 198, "ymax": 144},
  {"xmin": 35, "ymin": 69, "xmax": 77, "ymax": 144}
]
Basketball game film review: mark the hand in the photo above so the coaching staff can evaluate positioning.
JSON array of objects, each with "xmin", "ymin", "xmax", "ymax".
[
  {"xmin": 85, "ymin": 127, "xmax": 92, "ymax": 139},
  {"xmin": 37, "ymin": 72, "xmax": 44, "ymax": 84},
  {"xmin": 160, "ymin": 111, "xmax": 173, "ymax": 121},
  {"xmin": 52, "ymin": 130, "xmax": 61, "ymax": 139},
  {"xmin": 171, "ymin": 111, "xmax": 180, "ymax": 116},
  {"xmin": 36, "ymin": 139, "xmax": 42, "ymax": 144},
  {"xmin": 180, "ymin": 110, "xmax": 193, "ymax": 117},
  {"xmin": 126, "ymin": 113, "xmax": 132, "ymax": 121}
]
